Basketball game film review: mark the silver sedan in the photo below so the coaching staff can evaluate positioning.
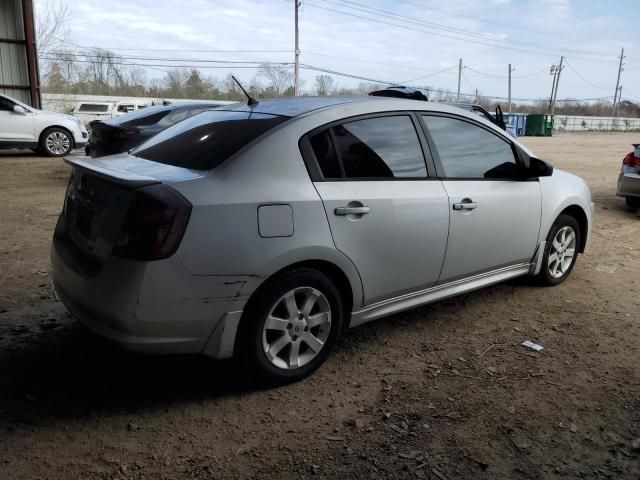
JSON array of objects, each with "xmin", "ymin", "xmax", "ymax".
[{"xmin": 51, "ymin": 96, "xmax": 595, "ymax": 384}]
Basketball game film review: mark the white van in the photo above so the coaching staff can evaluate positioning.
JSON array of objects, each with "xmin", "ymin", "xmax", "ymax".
[{"xmin": 72, "ymin": 101, "xmax": 150, "ymax": 124}]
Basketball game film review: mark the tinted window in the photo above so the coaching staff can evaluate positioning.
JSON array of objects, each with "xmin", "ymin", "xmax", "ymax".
[
  {"xmin": 165, "ymin": 109, "xmax": 190, "ymax": 124},
  {"xmin": 333, "ymin": 116, "xmax": 427, "ymax": 178},
  {"xmin": 472, "ymin": 108, "xmax": 494, "ymax": 123},
  {"xmin": 423, "ymin": 116, "xmax": 517, "ymax": 178},
  {"xmin": 78, "ymin": 103, "xmax": 110, "ymax": 113},
  {"xmin": 309, "ymin": 129, "xmax": 341, "ymax": 179},
  {"xmin": 0, "ymin": 96, "xmax": 15, "ymax": 111},
  {"xmin": 132, "ymin": 110, "xmax": 289, "ymax": 170}
]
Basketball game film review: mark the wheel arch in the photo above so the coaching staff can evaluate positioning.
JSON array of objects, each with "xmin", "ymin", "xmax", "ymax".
[
  {"xmin": 558, "ymin": 204, "xmax": 588, "ymax": 253},
  {"xmin": 39, "ymin": 125, "xmax": 76, "ymax": 149}
]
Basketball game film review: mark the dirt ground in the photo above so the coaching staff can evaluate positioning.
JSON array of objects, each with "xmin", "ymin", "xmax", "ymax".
[{"xmin": 0, "ymin": 133, "xmax": 639, "ymax": 480}]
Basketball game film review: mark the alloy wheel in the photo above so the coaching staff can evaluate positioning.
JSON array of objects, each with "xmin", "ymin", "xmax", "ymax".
[
  {"xmin": 46, "ymin": 132, "xmax": 71, "ymax": 155},
  {"xmin": 262, "ymin": 287, "xmax": 332, "ymax": 370},
  {"xmin": 547, "ymin": 226, "xmax": 576, "ymax": 279}
]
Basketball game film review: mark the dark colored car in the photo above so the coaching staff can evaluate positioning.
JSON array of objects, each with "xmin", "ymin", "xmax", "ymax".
[
  {"xmin": 85, "ymin": 102, "xmax": 229, "ymax": 158},
  {"xmin": 448, "ymin": 103, "xmax": 510, "ymax": 133},
  {"xmin": 369, "ymin": 86, "xmax": 429, "ymax": 101}
]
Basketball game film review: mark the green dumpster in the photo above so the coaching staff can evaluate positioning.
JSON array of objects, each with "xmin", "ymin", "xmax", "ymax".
[{"xmin": 525, "ymin": 114, "xmax": 554, "ymax": 136}]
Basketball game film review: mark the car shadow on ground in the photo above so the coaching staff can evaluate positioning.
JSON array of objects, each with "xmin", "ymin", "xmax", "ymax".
[
  {"xmin": 0, "ymin": 323, "xmax": 251, "ymax": 425},
  {"xmin": 0, "ymin": 279, "xmax": 527, "ymax": 427}
]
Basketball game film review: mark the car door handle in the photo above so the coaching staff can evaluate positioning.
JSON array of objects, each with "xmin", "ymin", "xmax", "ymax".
[
  {"xmin": 334, "ymin": 206, "xmax": 370, "ymax": 215},
  {"xmin": 452, "ymin": 200, "xmax": 477, "ymax": 210}
]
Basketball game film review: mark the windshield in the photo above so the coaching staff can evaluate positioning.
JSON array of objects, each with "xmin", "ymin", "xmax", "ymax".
[{"xmin": 131, "ymin": 110, "xmax": 289, "ymax": 170}]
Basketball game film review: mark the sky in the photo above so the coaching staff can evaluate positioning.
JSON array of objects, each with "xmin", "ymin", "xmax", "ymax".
[{"xmin": 38, "ymin": 0, "xmax": 640, "ymax": 103}]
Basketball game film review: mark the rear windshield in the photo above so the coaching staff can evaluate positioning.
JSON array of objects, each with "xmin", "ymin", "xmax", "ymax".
[{"xmin": 131, "ymin": 110, "xmax": 290, "ymax": 170}]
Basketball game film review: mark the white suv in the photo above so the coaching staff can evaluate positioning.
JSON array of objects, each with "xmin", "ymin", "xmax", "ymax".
[{"xmin": 0, "ymin": 94, "xmax": 88, "ymax": 156}]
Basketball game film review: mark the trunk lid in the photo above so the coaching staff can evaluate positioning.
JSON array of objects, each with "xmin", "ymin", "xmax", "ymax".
[{"xmin": 59, "ymin": 154, "xmax": 202, "ymax": 268}]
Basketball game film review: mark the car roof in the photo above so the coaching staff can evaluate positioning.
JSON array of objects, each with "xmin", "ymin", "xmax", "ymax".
[{"xmin": 217, "ymin": 96, "xmax": 371, "ymax": 118}]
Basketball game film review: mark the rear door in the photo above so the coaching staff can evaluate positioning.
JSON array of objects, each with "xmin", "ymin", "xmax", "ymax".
[
  {"xmin": 420, "ymin": 114, "xmax": 541, "ymax": 282},
  {"xmin": 303, "ymin": 113, "xmax": 450, "ymax": 305}
]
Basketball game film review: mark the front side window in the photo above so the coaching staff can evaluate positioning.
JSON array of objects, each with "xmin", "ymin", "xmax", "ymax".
[
  {"xmin": 308, "ymin": 115, "xmax": 427, "ymax": 179},
  {"xmin": 423, "ymin": 115, "xmax": 518, "ymax": 179},
  {"xmin": 0, "ymin": 96, "xmax": 16, "ymax": 112}
]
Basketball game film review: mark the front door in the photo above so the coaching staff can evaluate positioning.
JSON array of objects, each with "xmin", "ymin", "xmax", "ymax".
[
  {"xmin": 0, "ymin": 97, "xmax": 34, "ymax": 142},
  {"xmin": 421, "ymin": 114, "xmax": 541, "ymax": 282},
  {"xmin": 305, "ymin": 114, "xmax": 450, "ymax": 305}
]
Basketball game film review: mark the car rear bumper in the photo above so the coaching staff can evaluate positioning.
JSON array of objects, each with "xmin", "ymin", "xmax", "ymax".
[
  {"xmin": 617, "ymin": 170, "xmax": 640, "ymax": 198},
  {"xmin": 51, "ymin": 236, "xmax": 250, "ymax": 355}
]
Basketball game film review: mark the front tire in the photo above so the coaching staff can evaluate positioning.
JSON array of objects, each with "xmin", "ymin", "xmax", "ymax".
[
  {"xmin": 534, "ymin": 214, "xmax": 581, "ymax": 286},
  {"xmin": 237, "ymin": 268, "xmax": 343, "ymax": 385},
  {"xmin": 40, "ymin": 128, "xmax": 73, "ymax": 157}
]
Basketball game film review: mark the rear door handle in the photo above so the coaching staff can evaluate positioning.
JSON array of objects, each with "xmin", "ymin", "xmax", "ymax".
[
  {"xmin": 452, "ymin": 199, "xmax": 477, "ymax": 210},
  {"xmin": 334, "ymin": 206, "xmax": 370, "ymax": 215}
]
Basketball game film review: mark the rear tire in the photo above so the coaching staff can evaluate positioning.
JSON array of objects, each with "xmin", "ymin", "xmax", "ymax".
[
  {"xmin": 237, "ymin": 268, "xmax": 343, "ymax": 385},
  {"xmin": 625, "ymin": 196, "xmax": 640, "ymax": 209},
  {"xmin": 40, "ymin": 128, "xmax": 73, "ymax": 157},
  {"xmin": 533, "ymin": 214, "xmax": 581, "ymax": 286}
]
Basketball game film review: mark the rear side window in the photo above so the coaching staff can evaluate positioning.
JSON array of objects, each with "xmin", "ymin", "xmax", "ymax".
[
  {"xmin": 423, "ymin": 115, "xmax": 517, "ymax": 179},
  {"xmin": 308, "ymin": 115, "xmax": 427, "ymax": 179},
  {"xmin": 78, "ymin": 103, "xmax": 109, "ymax": 113},
  {"xmin": 132, "ymin": 110, "xmax": 289, "ymax": 170},
  {"xmin": 309, "ymin": 129, "xmax": 341, "ymax": 178}
]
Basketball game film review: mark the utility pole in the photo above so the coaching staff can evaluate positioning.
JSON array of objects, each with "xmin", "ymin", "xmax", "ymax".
[
  {"xmin": 456, "ymin": 58, "xmax": 462, "ymax": 101},
  {"xmin": 613, "ymin": 47, "xmax": 625, "ymax": 115},
  {"xmin": 548, "ymin": 64, "xmax": 558, "ymax": 114},
  {"xmin": 508, "ymin": 64, "xmax": 515, "ymax": 114},
  {"xmin": 474, "ymin": 88, "xmax": 478, "ymax": 103},
  {"xmin": 294, "ymin": 1, "xmax": 300, "ymax": 96},
  {"xmin": 550, "ymin": 56, "xmax": 563, "ymax": 115},
  {"xmin": 615, "ymin": 86, "xmax": 623, "ymax": 117}
]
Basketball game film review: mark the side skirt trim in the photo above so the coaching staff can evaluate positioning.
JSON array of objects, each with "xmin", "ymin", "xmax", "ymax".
[{"xmin": 350, "ymin": 263, "xmax": 532, "ymax": 327}]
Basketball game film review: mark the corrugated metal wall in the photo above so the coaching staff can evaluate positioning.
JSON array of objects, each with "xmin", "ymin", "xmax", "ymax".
[{"xmin": 0, "ymin": 0, "xmax": 37, "ymax": 105}]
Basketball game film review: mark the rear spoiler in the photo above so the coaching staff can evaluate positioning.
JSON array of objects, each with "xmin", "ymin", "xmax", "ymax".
[{"xmin": 64, "ymin": 156, "xmax": 160, "ymax": 188}]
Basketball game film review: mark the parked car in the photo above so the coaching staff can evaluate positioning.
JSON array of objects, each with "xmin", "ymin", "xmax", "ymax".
[
  {"xmin": 0, "ymin": 93, "xmax": 88, "ymax": 156},
  {"xmin": 449, "ymin": 102, "xmax": 516, "ymax": 137},
  {"xmin": 369, "ymin": 86, "xmax": 428, "ymax": 101},
  {"xmin": 52, "ymin": 96, "xmax": 594, "ymax": 384},
  {"xmin": 616, "ymin": 143, "xmax": 640, "ymax": 209},
  {"xmin": 85, "ymin": 102, "xmax": 229, "ymax": 157}
]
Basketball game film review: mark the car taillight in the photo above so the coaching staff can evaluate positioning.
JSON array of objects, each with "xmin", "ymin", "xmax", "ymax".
[
  {"xmin": 623, "ymin": 151, "xmax": 640, "ymax": 168},
  {"xmin": 113, "ymin": 184, "xmax": 191, "ymax": 261}
]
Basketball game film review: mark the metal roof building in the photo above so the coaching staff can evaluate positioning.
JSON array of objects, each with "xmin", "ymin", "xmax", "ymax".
[{"xmin": 0, "ymin": 0, "xmax": 40, "ymax": 107}]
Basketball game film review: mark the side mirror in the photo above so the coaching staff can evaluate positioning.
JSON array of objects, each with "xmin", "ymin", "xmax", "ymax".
[
  {"xmin": 13, "ymin": 105, "xmax": 27, "ymax": 115},
  {"xmin": 495, "ymin": 104, "xmax": 506, "ymax": 130},
  {"xmin": 522, "ymin": 157, "xmax": 553, "ymax": 178}
]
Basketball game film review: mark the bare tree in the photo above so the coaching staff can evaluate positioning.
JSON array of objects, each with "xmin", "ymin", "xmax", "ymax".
[
  {"xmin": 258, "ymin": 63, "xmax": 293, "ymax": 96},
  {"xmin": 35, "ymin": 0, "xmax": 71, "ymax": 53},
  {"xmin": 314, "ymin": 75, "xmax": 335, "ymax": 95}
]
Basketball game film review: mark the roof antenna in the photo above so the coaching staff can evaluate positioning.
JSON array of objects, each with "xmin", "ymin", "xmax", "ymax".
[{"xmin": 232, "ymin": 75, "xmax": 259, "ymax": 106}]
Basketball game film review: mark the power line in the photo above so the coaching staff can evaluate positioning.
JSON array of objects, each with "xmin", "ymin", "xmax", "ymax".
[
  {"xmin": 42, "ymin": 51, "xmax": 291, "ymax": 66},
  {"xmin": 39, "ymin": 56, "xmax": 280, "ymax": 69},
  {"xmin": 312, "ymin": 0, "xmax": 618, "ymax": 61},
  {"xmin": 394, "ymin": 0, "xmax": 626, "ymax": 54},
  {"xmin": 563, "ymin": 60, "xmax": 610, "ymax": 90},
  {"xmin": 400, "ymin": 65, "xmax": 458, "ymax": 84}
]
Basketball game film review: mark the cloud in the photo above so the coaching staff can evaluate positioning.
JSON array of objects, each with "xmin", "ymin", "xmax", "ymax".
[{"xmin": 37, "ymin": 0, "xmax": 640, "ymax": 101}]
